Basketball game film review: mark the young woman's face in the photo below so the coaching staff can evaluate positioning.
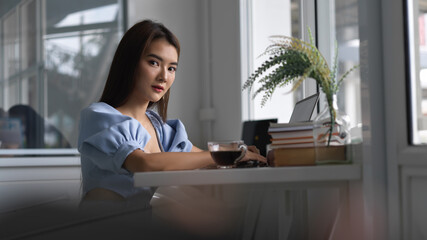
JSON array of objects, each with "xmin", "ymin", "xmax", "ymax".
[{"xmin": 131, "ymin": 38, "xmax": 178, "ymax": 105}]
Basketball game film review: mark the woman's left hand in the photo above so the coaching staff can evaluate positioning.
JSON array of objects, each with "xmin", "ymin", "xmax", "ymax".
[
  {"xmin": 241, "ymin": 145, "xmax": 266, "ymax": 163},
  {"xmin": 247, "ymin": 145, "xmax": 260, "ymax": 155}
]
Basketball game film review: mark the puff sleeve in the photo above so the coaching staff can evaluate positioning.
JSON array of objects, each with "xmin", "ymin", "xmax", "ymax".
[
  {"xmin": 146, "ymin": 110, "xmax": 193, "ymax": 153},
  {"xmin": 78, "ymin": 103, "xmax": 150, "ymax": 174}
]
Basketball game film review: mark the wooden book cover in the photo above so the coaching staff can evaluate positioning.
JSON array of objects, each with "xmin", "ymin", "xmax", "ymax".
[{"xmin": 268, "ymin": 145, "xmax": 347, "ymax": 166}]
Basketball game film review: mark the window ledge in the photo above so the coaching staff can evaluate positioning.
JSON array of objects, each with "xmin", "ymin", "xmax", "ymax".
[{"xmin": 0, "ymin": 156, "xmax": 81, "ymax": 167}]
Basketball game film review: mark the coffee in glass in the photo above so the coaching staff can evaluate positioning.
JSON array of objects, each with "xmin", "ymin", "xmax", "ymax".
[{"xmin": 207, "ymin": 140, "xmax": 247, "ymax": 168}]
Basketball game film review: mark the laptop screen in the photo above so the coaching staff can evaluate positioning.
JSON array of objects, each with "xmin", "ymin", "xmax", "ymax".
[{"xmin": 289, "ymin": 93, "xmax": 319, "ymax": 123}]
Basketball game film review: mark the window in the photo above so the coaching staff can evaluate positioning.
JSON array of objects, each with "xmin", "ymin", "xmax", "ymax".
[
  {"xmin": 0, "ymin": 0, "xmax": 124, "ymax": 152},
  {"xmin": 241, "ymin": 0, "xmax": 308, "ymax": 123},
  {"xmin": 331, "ymin": 0, "xmax": 362, "ymax": 141},
  {"xmin": 241, "ymin": 0, "xmax": 361, "ymax": 141},
  {"xmin": 406, "ymin": 0, "xmax": 427, "ymax": 144},
  {"xmin": 317, "ymin": 0, "xmax": 362, "ymax": 141}
]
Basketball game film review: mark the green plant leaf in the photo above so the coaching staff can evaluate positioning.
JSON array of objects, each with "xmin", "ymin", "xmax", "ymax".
[{"xmin": 242, "ymin": 27, "xmax": 359, "ymax": 137}]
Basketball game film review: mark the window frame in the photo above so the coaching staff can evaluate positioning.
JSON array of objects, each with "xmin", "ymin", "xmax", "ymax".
[
  {"xmin": 396, "ymin": 0, "xmax": 427, "ymax": 237},
  {"xmin": 0, "ymin": 0, "xmax": 127, "ymax": 156},
  {"xmin": 367, "ymin": 0, "xmax": 427, "ymax": 238},
  {"xmin": 394, "ymin": 1, "xmax": 427, "ymax": 162}
]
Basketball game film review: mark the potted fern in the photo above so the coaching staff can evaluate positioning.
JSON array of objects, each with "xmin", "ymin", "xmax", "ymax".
[{"xmin": 242, "ymin": 30, "xmax": 358, "ymax": 162}]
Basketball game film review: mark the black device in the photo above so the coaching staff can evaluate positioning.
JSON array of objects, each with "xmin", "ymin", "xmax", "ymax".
[{"xmin": 241, "ymin": 118, "xmax": 278, "ymax": 157}]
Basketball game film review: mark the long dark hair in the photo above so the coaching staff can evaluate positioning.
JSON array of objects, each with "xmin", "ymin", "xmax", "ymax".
[{"xmin": 99, "ymin": 19, "xmax": 180, "ymax": 122}]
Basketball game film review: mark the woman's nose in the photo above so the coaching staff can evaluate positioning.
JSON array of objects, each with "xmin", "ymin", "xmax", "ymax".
[{"xmin": 158, "ymin": 67, "xmax": 168, "ymax": 82}]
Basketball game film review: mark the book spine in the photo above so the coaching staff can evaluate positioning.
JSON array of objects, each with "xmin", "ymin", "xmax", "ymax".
[
  {"xmin": 271, "ymin": 137, "xmax": 314, "ymax": 144},
  {"xmin": 270, "ymin": 143, "xmax": 314, "ymax": 149},
  {"xmin": 268, "ymin": 126, "xmax": 313, "ymax": 132},
  {"xmin": 269, "ymin": 130, "xmax": 313, "ymax": 139}
]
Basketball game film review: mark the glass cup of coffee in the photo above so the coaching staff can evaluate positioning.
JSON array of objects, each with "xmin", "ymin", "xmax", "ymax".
[{"xmin": 207, "ymin": 140, "xmax": 247, "ymax": 168}]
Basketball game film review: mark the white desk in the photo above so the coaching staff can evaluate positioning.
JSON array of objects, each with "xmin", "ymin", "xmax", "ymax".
[
  {"xmin": 134, "ymin": 164, "xmax": 361, "ymax": 240},
  {"xmin": 134, "ymin": 164, "xmax": 361, "ymax": 187}
]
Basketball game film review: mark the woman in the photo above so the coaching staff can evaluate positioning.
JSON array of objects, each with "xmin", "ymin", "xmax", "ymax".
[{"xmin": 77, "ymin": 20, "xmax": 266, "ymax": 200}]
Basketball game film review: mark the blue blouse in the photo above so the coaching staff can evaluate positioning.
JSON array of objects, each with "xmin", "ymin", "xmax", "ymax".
[{"xmin": 77, "ymin": 102, "xmax": 193, "ymax": 198}]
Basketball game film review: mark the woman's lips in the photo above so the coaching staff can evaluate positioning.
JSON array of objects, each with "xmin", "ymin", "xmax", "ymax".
[{"xmin": 152, "ymin": 85, "xmax": 164, "ymax": 92}]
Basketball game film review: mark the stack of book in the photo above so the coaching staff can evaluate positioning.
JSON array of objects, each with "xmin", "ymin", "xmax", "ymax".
[
  {"xmin": 267, "ymin": 121, "xmax": 316, "ymax": 166},
  {"xmin": 268, "ymin": 122, "xmax": 314, "ymax": 149},
  {"xmin": 267, "ymin": 122, "xmax": 347, "ymax": 166}
]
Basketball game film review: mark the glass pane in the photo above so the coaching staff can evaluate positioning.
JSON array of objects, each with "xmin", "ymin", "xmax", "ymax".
[
  {"xmin": 3, "ymin": 9, "xmax": 19, "ymax": 81},
  {"xmin": 291, "ymin": 0, "xmax": 301, "ymax": 39},
  {"xmin": 0, "ymin": 0, "xmax": 122, "ymax": 150},
  {"xmin": 335, "ymin": 0, "xmax": 362, "ymax": 141},
  {"xmin": 408, "ymin": 0, "xmax": 427, "ymax": 144},
  {"xmin": 2, "ymin": 9, "xmax": 20, "ymax": 116},
  {"xmin": 250, "ymin": 0, "xmax": 299, "ymax": 122},
  {"xmin": 44, "ymin": 0, "xmax": 120, "ymax": 148},
  {"xmin": 22, "ymin": 76, "xmax": 39, "ymax": 112},
  {"xmin": 21, "ymin": 0, "xmax": 37, "ymax": 70},
  {"xmin": 8, "ymin": 78, "xmax": 19, "ymax": 107},
  {"xmin": 53, "ymin": 3, "xmax": 119, "ymax": 28}
]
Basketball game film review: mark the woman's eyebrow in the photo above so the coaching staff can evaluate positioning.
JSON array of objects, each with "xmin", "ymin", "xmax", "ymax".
[{"xmin": 147, "ymin": 53, "xmax": 178, "ymax": 66}]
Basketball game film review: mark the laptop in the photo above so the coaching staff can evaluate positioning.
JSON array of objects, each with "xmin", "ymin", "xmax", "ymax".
[
  {"xmin": 289, "ymin": 93, "xmax": 319, "ymax": 123},
  {"xmin": 241, "ymin": 93, "xmax": 319, "ymax": 156}
]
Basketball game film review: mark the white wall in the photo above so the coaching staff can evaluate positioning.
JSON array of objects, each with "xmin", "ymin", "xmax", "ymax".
[
  {"xmin": 127, "ymin": 0, "xmax": 243, "ymax": 148},
  {"xmin": 208, "ymin": 0, "xmax": 242, "ymax": 142}
]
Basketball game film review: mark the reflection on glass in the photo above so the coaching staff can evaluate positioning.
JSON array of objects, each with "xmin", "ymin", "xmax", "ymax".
[
  {"xmin": 55, "ymin": 4, "xmax": 118, "ymax": 27},
  {"xmin": 291, "ymin": 0, "xmax": 301, "ymax": 39},
  {"xmin": 44, "ymin": 0, "xmax": 120, "ymax": 148},
  {"xmin": 3, "ymin": 9, "xmax": 19, "ymax": 80},
  {"xmin": 0, "ymin": 0, "xmax": 122, "ymax": 149},
  {"xmin": 0, "ymin": 117, "xmax": 22, "ymax": 149},
  {"xmin": 21, "ymin": 0, "xmax": 37, "ymax": 70}
]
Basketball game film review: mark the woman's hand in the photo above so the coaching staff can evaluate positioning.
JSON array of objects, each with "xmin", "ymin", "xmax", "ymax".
[
  {"xmin": 247, "ymin": 145, "xmax": 260, "ymax": 155},
  {"xmin": 241, "ymin": 145, "xmax": 267, "ymax": 163}
]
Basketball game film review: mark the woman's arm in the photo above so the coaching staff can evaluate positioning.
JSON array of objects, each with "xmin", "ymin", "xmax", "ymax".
[
  {"xmin": 191, "ymin": 145, "xmax": 204, "ymax": 152},
  {"xmin": 124, "ymin": 145, "xmax": 267, "ymax": 173},
  {"xmin": 123, "ymin": 150, "xmax": 214, "ymax": 172}
]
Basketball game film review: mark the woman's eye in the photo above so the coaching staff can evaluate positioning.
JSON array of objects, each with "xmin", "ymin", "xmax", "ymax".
[
  {"xmin": 168, "ymin": 66, "xmax": 177, "ymax": 72},
  {"xmin": 149, "ymin": 60, "xmax": 159, "ymax": 66}
]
